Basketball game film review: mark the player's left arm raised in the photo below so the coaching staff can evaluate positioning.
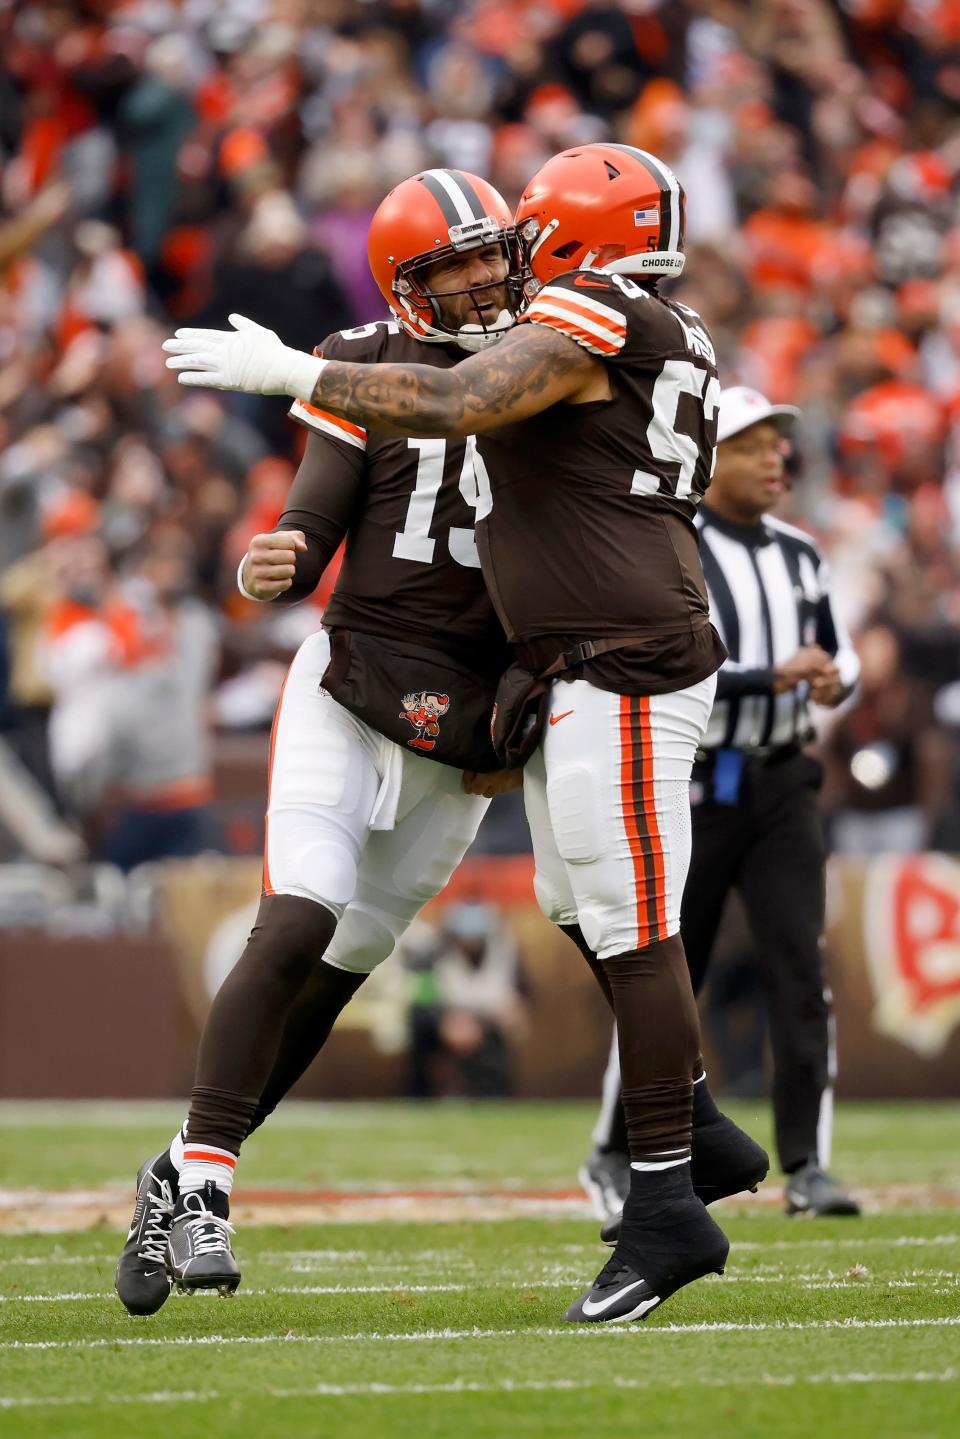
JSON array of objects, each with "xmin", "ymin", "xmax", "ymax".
[{"xmin": 163, "ymin": 312, "xmax": 600, "ymax": 435}]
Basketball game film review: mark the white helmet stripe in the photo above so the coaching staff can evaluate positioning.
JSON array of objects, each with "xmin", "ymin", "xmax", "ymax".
[
  {"xmin": 422, "ymin": 168, "xmax": 478, "ymax": 226},
  {"xmin": 604, "ymin": 143, "xmax": 682, "ymax": 254}
]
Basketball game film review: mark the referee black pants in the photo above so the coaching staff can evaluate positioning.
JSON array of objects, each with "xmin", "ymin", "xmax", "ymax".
[{"xmin": 681, "ymin": 750, "xmax": 830, "ymax": 1173}]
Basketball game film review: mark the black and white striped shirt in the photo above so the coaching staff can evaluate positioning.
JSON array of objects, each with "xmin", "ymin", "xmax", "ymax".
[{"xmin": 697, "ymin": 505, "xmax": 860, "ymax": 753}]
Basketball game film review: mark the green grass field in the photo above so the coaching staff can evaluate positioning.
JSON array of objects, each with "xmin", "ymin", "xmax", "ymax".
[{"xmin": 1, "ymin": 1100, "xmax": 958, "ymax": 1439}]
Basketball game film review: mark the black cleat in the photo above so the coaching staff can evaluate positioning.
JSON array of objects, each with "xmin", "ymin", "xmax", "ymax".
[
  {"xmin": 599, "ymin": 1114, "xmax": 769, "ymax": 1245},
  {"xmin": 115, "ymin": 1154, "xmax": 176, "ymax": 1316},
  {"xmin": 785, "ymin": 1160, "xmax": 860, "ymax": 1217},
  {"xmin": 579, "ymin": 1149, "xmax": 631, "ymax": 1222},
  {"xmin": 167, "ymin": 1181, "xmax": 241, "ymax": 1295},
  {"xmin": 691, "ymin": 1113, "xmax": 769, "ymax": 1206},
  {"xmin": 567, "ymin": 1200, "xmax": 729, "ymax": 1324}
]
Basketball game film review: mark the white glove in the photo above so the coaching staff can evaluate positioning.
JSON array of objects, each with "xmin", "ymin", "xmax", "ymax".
[{"xmin": 162, "ymin": 313, "xmax": 327, "ymax": 401}]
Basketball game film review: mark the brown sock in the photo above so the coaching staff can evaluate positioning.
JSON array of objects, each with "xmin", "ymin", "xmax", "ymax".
[
  {"xmin": 246, "ymin": 962, "xmax": 367, "ymax": 1137},
  {"xmin": 600, "ymin": 932, "xmax": 701, "ymax": 1164},
  {"xmin": 559, "ymin": 922, "xmax": 614, "ymax": 1010},
  {"xmin": 186, "ymin": 893, "xmax": 338, "ymax": 1152}
]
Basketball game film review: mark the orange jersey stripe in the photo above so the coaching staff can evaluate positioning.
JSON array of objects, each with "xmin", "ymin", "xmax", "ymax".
[
  {"xmin": 528, "ymin": 290, "xmax": 627, "ymax": 335},
  {"xmin": 525, "ymin": 310, "xmax": 622, "ymax": 357},
  {"xmin": 262, "ymin": 665, "xmax": 292, "ymax": 896},
  {"xmin": 292, "ymin": 401, "xmax": 366, "ymax": 442}
]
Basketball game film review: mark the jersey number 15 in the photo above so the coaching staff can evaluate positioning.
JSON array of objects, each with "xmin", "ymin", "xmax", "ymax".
[{"xmin": 392, "ymin": 437, "xmax": 481, "ymax": 569}]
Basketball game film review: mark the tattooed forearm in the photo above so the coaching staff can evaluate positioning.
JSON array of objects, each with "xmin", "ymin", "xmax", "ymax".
[
  {"xmin": 310, "ymin": 324, "xmax": 597, "ymax": 437},
  {"xmin": 312, "ymin": 363, "xmax": 461, "ymax": 438}
]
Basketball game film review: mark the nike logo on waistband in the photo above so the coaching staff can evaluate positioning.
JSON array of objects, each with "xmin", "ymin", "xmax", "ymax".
[{"xmin": 549, "ymin": 710, "xmax": 574, "ymax": 726}]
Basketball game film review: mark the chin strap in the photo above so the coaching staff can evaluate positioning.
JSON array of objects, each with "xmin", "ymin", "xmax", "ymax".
[{"xmin": 454, "ymin": 309, "xmax": 515, "ymax": 352}]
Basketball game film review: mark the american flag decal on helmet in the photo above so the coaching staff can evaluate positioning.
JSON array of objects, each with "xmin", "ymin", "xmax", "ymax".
[
  {"xmin": 633, "ymin": 208, "xmax": 659, "ymax": 226},
  {"xmin": 605, "ymin": 143, "xmax": 683, "ymax": 255}
]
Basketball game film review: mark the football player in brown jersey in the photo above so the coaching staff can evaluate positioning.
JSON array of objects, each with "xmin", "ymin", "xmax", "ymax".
[
  {"xmin": 116, "ymin": 169, "xmax": 531, "ymax": 1316},
  {"xmin": 166, "ymin": 144, "xmax": 769, "ymax": 1325}
]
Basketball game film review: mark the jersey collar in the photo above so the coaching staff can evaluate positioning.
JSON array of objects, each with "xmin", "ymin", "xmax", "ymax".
[{"xmin": 699, "ymin": 503, "xmax": 773, "ymax": 547}]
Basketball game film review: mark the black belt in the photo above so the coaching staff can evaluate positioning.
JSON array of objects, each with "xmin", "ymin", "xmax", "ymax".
[{"xmin": 695, "ymin": 742, "xmax": 802, "ymax": 768}]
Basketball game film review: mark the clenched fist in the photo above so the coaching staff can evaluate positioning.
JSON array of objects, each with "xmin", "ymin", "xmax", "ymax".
[
  {"xmin": 462, "ymin": 767, "xmax": 524, "ymax": 797},
  {"xmin": 241, "ymin": 530, "xmax": 308, "ymax": 601}
]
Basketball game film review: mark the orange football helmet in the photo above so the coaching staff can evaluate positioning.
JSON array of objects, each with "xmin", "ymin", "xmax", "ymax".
[
  {"xmin": 368, "ymin": 169, "xmax": 528, "ymax": 351},
  {"xmin": 515, "ymin": 142, "xmax": 686, "ymax": 288}
]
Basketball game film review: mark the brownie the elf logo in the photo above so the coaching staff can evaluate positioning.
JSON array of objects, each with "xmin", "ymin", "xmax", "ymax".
[{"xmin": 400, "ymin": 690, "xmax": 450, "ymax": 751}]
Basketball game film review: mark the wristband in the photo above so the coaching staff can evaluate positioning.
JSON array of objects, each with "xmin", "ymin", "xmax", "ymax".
[
  {"xmin": 237, "ymin": 554, "xmax": 266, "ymax": 602},
  {"xmin": 283, "ymin": 349, "xmax": 328, "ymax": 403}
]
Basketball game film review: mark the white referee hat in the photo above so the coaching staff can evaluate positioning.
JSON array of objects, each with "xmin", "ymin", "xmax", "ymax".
[{"xmin": 717, "ymin": 386, "xmax": 800, "ymax": 444}]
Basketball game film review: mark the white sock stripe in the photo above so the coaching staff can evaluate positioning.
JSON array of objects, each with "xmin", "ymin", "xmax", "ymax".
[
  {"xmin": 182, "ymin": 1144, "xmax": 236, "ymax": 1164},
  {"xmin": 630, "ymin": 1155, "xmax": 691, "ymax": 1172},
  {"xmin": 179, "ymin": 1151, "xmax": 236, "ymax": 1197}
]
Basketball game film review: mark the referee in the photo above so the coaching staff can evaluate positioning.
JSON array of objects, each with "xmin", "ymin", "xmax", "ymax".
[{"xmin": 581, "ymin": 386, "xmax": 861, "ymax": 1223}]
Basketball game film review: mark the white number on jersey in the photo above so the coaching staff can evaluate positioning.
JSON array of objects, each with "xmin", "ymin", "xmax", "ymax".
[
  {"xmin": 632, "ymin": 360, "xmax": 720, "ymax": 502},
  {"xmin": 671, "ymin": 303, "xmax": 717, "ymax": 366},
  {"xmin": 392, "ymin": 437, "xmax": 481, "ymax": 568},
  {"xmin": 337, "ymin": 320, "xmax": 401, "ymax": 341}
]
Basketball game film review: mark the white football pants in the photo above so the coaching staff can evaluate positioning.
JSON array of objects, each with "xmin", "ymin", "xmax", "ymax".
[
  {"xmin": 264, "ymin": 630, "xmax": 490, "ymax": 972},
  {"xmin": 524, "ymin": 673, "xmax": 716, "ymax": 961}
]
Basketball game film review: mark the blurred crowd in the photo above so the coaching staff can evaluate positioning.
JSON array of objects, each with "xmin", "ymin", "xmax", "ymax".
[{"xmin": 1, "ymin": 0, "xmax": 960, "ymax": 865}]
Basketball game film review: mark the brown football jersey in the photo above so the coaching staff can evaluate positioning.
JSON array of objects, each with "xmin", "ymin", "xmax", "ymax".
[
  {"xmin": 475, "ymin": 271, "xmax": 727, "ymax": 694},
  {"xmin": 280, "ymin": 320, "xmax": 508, "ymax": 679}
]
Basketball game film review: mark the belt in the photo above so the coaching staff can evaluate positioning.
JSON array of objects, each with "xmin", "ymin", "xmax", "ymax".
[{"xmin": 695, "ymin": 742, "xmax": 802, "ymax": 768}]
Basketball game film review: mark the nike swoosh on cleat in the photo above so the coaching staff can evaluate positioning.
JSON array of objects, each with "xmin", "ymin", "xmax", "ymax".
[
  {"xmin": 581, "ymin": 1279, "xmax": 648, "ymax": 1317},
  {"xmin": 549, "ymin": 710, "xmax": 574, "ymax": 726}
]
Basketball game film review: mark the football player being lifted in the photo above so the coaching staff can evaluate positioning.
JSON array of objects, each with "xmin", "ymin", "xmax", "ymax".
[
  {"xmin": 159, "ymin": 148, "xmax": 768, "ymax": 1325},
  {"xmin": 117, "ymin": 169, "xmax": 526, "ymax": 1315}
]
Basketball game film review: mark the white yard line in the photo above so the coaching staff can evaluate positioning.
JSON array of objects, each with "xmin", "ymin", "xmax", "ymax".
[
  {"xmin": 732, "ymin": 1234, "xmax": 960, "ymax": 1251},
  {"xmin": 3, "ymin": 1282, "xmax": 574, "ymax": 1302},
  {"xmin": 0, "ymin": 1249, "xmax": 374, "ymax": 1272},
  {"xmin": 0, "ymin": 1234, "xmax": 957, "ymax": 1272},
  {"xmin": 0, "ymin": 1368, "xmax": 957, "ymax": 1408},
  {"xmin": 3, "ymin": 1261, "xmax": 959, "ymax": 1304},
  {"xmin": 4, "ymin": 1274, "xmax": 957, "ymax": 1304},
  {"xmin": 3, "ymin": 1316, "xmax": 960, "ymax": 1351}
]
